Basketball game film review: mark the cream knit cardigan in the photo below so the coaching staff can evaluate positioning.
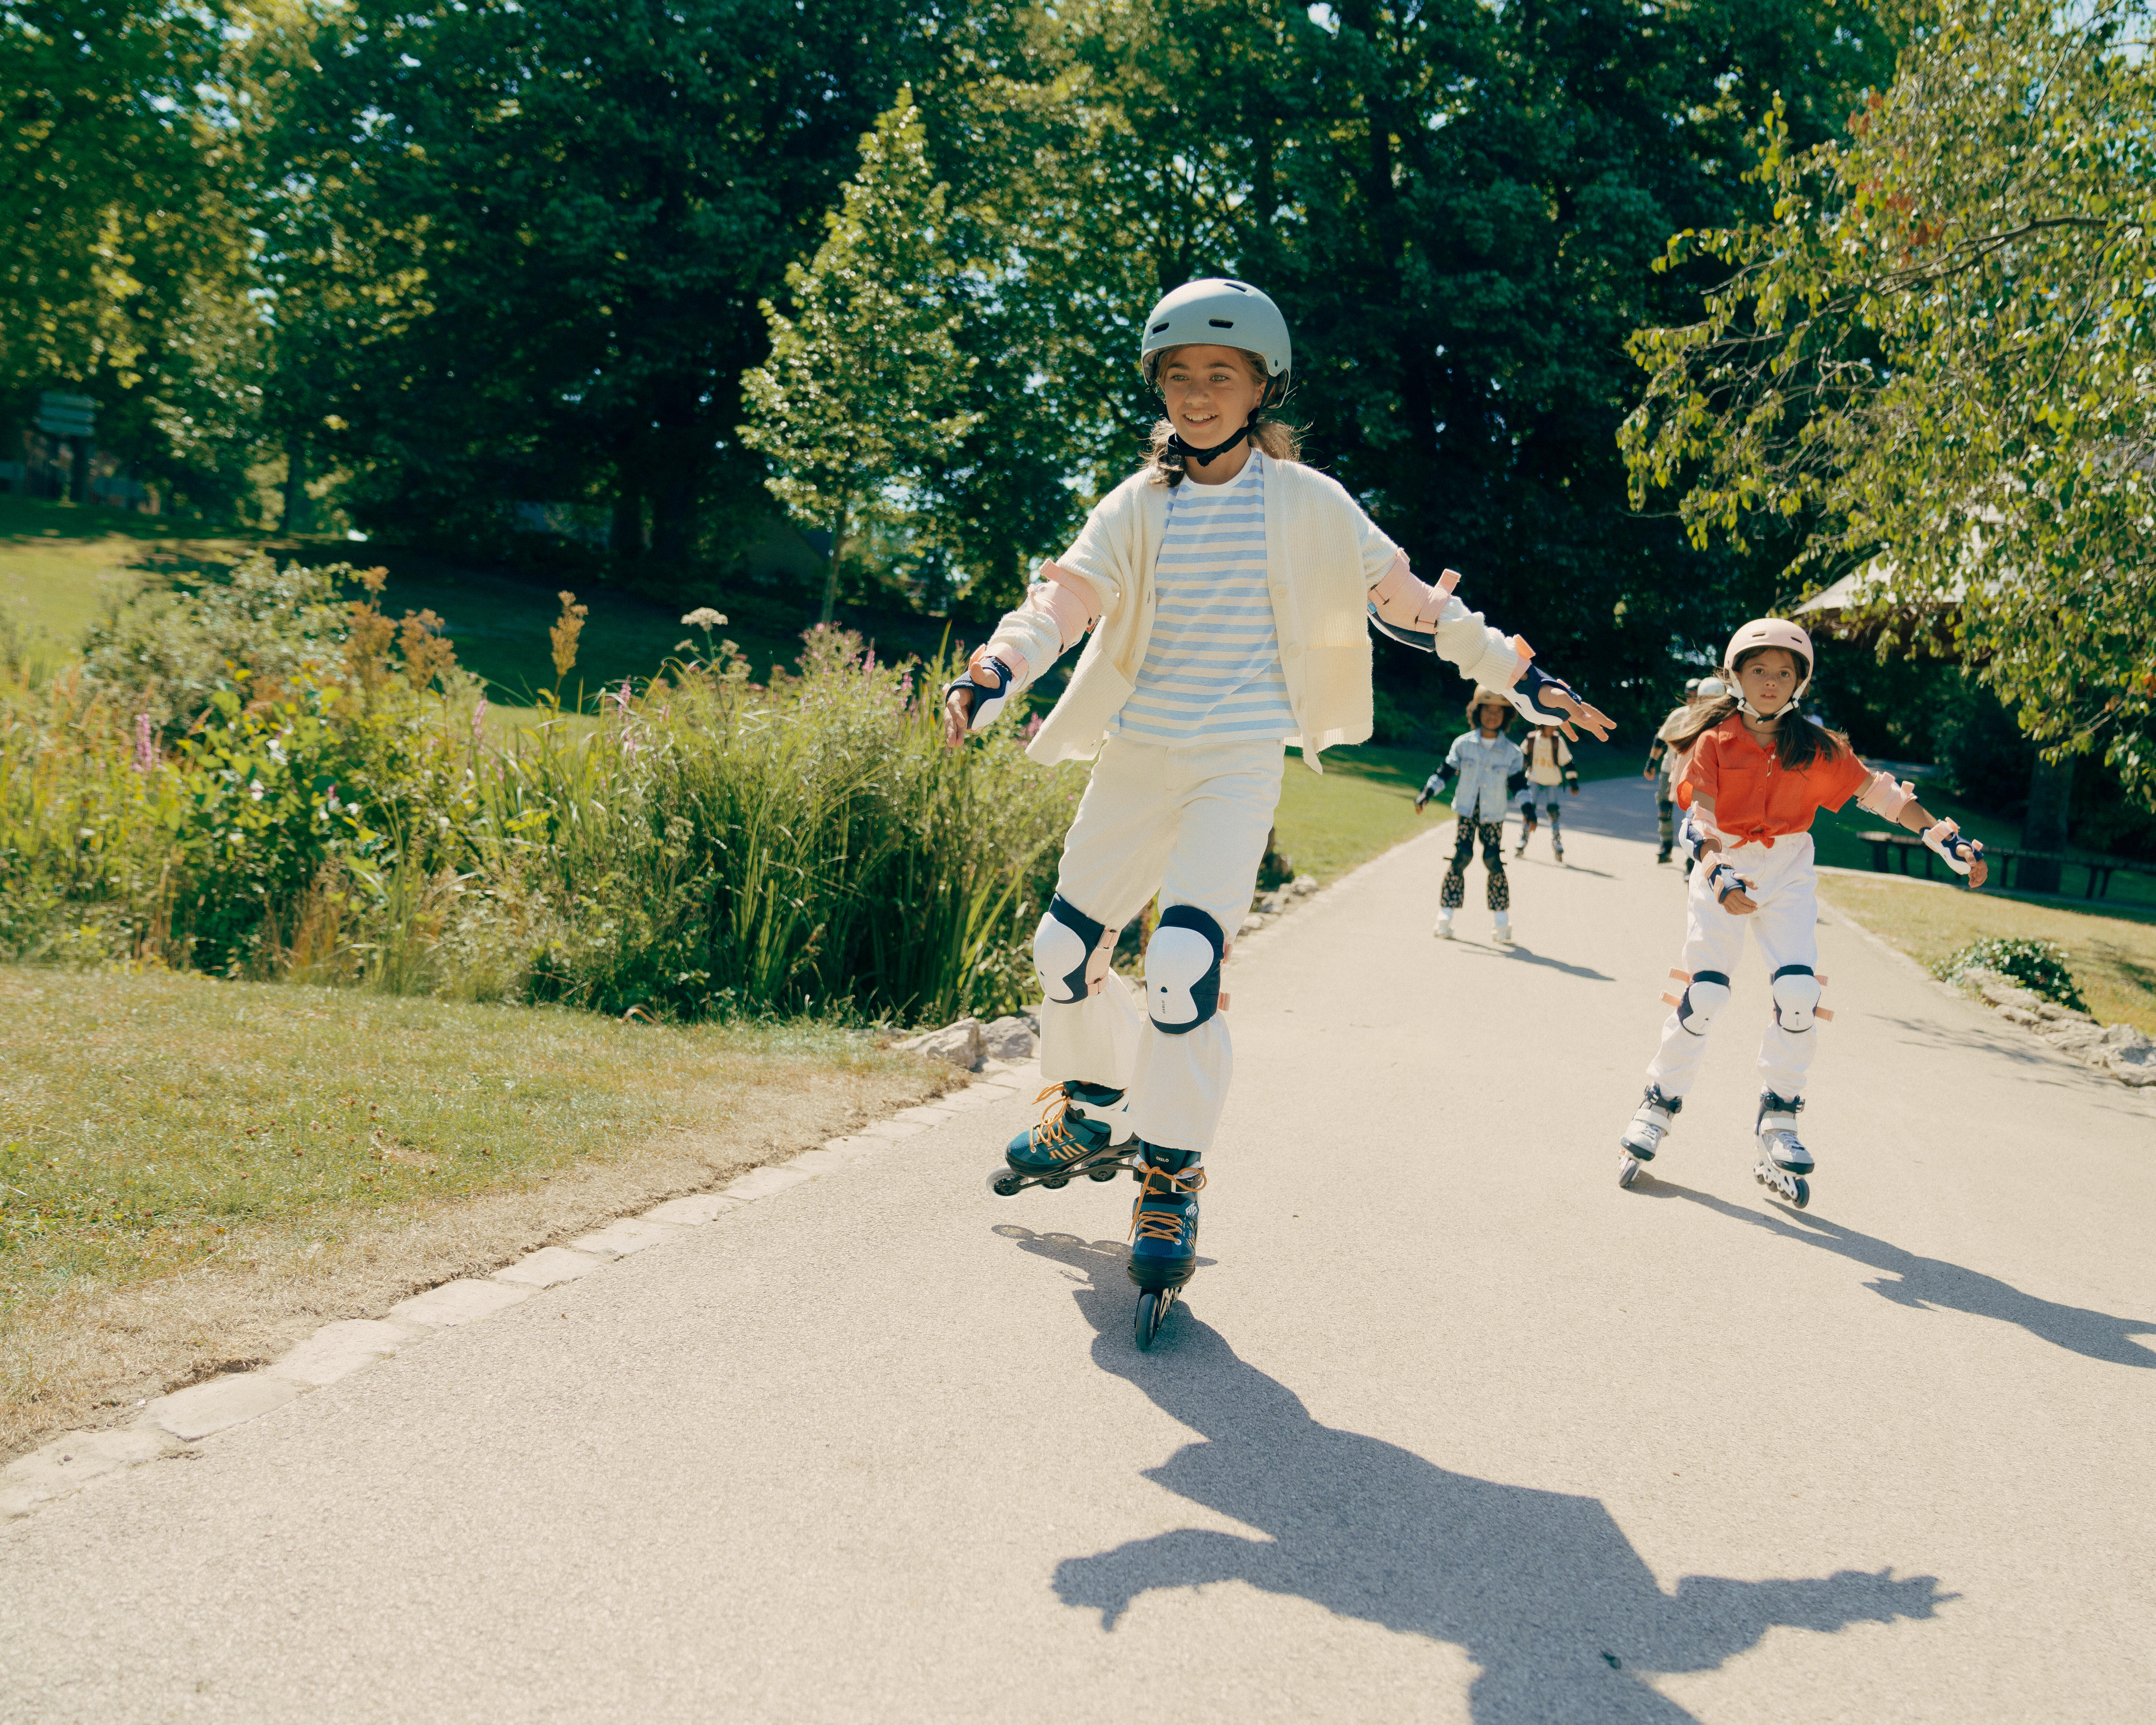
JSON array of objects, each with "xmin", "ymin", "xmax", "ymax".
[{"xmin": 988, "ymin": 460, "xmax": 1525, "ymax": 773}]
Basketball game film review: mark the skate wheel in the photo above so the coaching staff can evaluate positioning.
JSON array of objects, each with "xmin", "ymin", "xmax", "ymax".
[
  {"xmin": 1617, "ymin": 1155, "xmax": 1641, "ymax": 1190},
  {"xmin": 1087, "ymin": 1165, "xmax": 1120, "ymax": 1182},
  {"xmin": 985, "ymin": 1169, "xmax": 1025, "ymax": 1198},
  {"xmin": 1043, "ymin": 1175, "xmax": 1070, "ymax": 1190},
  {"xmin": 1134, "ymin": 1288, "xmax": 1174, "ymax": 1351},
  {"xmin": 1791, "ymin": 1177, "xmax": 1809, "ymax": 1210}
]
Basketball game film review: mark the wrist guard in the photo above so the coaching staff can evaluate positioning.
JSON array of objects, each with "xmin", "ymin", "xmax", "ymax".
[
  {"xmin": 1705, "ymin": 860, "xmax": 1749, "ymax": 906},
  {"xmin": 1676, "ymin": 809, "xmax": 1715, "ymax": 864},
  {"xmin": 943, "ymin": 655, "xmax": 1015, "ymax": 733},
  {"xmin": 1506, "ymin": 662, "xmax": 1583, "ymax": 728},
  {"xmin": 1921, "ymin": 819, "xmax": 1984, "ymax": 877}
]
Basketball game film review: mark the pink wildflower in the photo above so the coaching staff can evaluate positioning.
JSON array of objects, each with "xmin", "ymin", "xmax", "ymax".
[
  {"xmin": 133, "ymin": 713, "xmax": 155, "ymax": 773},
  {"xmin": 472, "ymin": 696, "xmax": 489, "ymax": 738}
]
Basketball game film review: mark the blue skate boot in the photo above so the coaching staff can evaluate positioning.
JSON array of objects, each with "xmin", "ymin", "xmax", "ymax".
[
  {"xmin": 1128, "ymin": 1143, "xmax": 1204, "ymax": 1349},
  {"xmin": 1752, "ymin": 1091, "xmax": 1813, "ymax": 1209},
  {"xmin": 986, "ymin": 1081, "xmax": 1136, "ymax": 1197}
]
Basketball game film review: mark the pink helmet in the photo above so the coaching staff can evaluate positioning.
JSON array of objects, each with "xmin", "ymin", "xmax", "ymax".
[{"xmin": 1723, "ymin": 618, "xmax": 1814, "ymax": 709}]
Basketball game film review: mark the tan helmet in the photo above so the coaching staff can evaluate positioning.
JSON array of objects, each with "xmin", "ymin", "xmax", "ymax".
[
  {"xmin": 1724, "ymin": 618, "xmax": 1814, "ymax": 682},
  {"xmin": 1723, "ymin": 618, "xmax": 1814, "ymax": 714},
  {"xmin": 1465, "ymin": 688, "xmax": 1513, "ymax": 724}
]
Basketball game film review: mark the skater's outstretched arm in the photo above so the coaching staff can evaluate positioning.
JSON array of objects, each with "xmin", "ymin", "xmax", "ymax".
[
  {"xmin": 1855, "ymin": 772, "xmax": 1990, "ymax": 888},
  {"xmin": 1363, "ymin": 547, "xmax": 1613, "ymax": 741},
  {"xmin": 942, "ymin": 558, "xmax": 1114, "ymax": 744}
]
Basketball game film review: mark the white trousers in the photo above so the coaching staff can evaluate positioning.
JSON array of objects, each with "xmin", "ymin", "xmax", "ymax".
[
  {"xmin": 1646, "ymin": 833, "xmax": 1822, "ymax": 1101},
  {"xmin": 1037, "ymin": 736, "xmax": 1285, "ymax": 1153}
]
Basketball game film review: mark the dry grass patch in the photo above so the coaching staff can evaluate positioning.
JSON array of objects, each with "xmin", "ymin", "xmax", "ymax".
[
  {"xmin": 0, "ymin": 965, "xmax": 954, "ymax": 1457},
  {"xmin": 1816, "ymin": 871, "xmax": 2156, "ymax": 1036}
]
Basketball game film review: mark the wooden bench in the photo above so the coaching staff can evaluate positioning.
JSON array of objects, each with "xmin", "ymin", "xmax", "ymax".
[{"xmin": 1854, "ymin": 830, "xmax": 2151, "ymax": 900}]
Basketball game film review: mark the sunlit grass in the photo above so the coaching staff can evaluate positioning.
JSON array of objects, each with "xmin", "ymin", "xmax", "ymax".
[
  {"xmin": 1815, "ymin": 870, "xmax": 2156, "ymax": 1036},
  {"xmin": 0, "ymin": 963, "xmax": 925, "ymax": 1318}
]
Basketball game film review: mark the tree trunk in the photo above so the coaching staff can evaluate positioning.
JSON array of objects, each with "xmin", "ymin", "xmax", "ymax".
[
  {"xmin": 283, "ymin": 437, "xmax": 310, "ymax": 534},
  {"xmin": 2017, "ymin": 751, "xmax": 2075, "ymax": 893},
  {"xmin": 651, "ymin": 476, "xmax": 696, "ymax": 565},
  {"xmin": 611, "ymin": 486, "xmax": 645, "ymax": 561},
  {"xmin": 819, "ymin": 506, "xmax": 849, "ymax": 627},
  {"xmin": 66, "ymin": 436, "xmax": 89, "ymax": 504}
]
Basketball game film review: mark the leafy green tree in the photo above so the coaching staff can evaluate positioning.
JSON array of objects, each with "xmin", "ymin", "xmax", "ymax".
[
  {"xmin": 740, "ymin": 93, "xmax": 979, "ymax": 624},
  {"xmin": 903, "ymin": 0, "xmax": 1891, "ymax": 713},
  {"xmin": 0, "ymin": 0, "xmax": 299, "ymax": 518},
  {"xmin": 1622, "ymin": 0, "xmax": 2156, "ymax": 796},
  {"xmin": 274, "ymin": 0, "xmax": 935, "ymax": 569}
]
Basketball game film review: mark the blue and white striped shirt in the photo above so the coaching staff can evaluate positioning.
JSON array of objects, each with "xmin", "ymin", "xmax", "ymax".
[{"xmin": 1112, "ymin": 453, "xmax": 1295, "ymax": 745}]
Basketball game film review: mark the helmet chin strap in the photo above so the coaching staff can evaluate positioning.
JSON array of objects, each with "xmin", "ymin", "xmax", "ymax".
[
  {"xmin": 1735, "ymin": 684, "xmax": 1809, "ymax": 722},
  {"xmin": 1164, "ymin": 419, "xmax": 1255, "ymax": 473}
]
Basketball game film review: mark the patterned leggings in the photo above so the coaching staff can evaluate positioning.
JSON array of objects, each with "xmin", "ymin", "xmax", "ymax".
[{"xmin": 1441, "ymin": 819, "xmax": 1510, "ymax": 911}]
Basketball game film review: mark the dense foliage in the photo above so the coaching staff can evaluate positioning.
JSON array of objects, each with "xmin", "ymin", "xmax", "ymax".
[
  {"xmin": 6, "ymin": 0, "xmax": 1902, "ymax": 712},
  {"xmin": 1624, "ymin": 0, "xmax": 2156, "ymax": 795},
  {"xmin": 0, "ymin": 562, "xmax": 1075, "ymax": 1022}
]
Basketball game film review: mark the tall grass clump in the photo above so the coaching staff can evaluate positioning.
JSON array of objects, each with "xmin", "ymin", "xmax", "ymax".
[
  {"xmin": 480, "ymin": 627, "xmax": 1075, "ymax": 1022},
  {"xmin": 0, "ymin": 562, "xmax": 1075, "ymax": 1024}
]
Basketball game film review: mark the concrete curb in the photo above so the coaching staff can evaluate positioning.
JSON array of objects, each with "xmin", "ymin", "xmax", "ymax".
[{"xmin": 0, "ymin": 1059, "xmax": 1041, "ymax": 1527}]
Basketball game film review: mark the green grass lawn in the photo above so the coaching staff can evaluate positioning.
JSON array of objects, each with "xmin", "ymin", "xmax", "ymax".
[
  {"xmin": 0, "ymin": 493, "xmax": 956, "ymax": 706},
  {"xmin": 0, "ymin": 966, "xmax": 935, "ymax": 1319},
  {"xmin": 1272, "ymin": 742, "xmax": 1439, "ymax": 882},
  {"xmin": 1816, "ymin": 870, "xmax": 2156, "ymax": 1036}
]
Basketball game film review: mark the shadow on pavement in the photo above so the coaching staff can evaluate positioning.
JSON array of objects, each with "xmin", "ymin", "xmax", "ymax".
[
  {"xmin": 997, "ymin": 1226, "xmax": 1950, "ymax": 1722},
  {"xmin": 1640, "ymin": 1181, "xmax": 2156, "ymax": 1368}
]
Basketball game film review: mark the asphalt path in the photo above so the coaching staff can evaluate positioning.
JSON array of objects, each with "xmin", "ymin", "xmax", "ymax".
[{"xmin": 5, "ymin": 778, "xmax": 2153, "ymax": 1722}]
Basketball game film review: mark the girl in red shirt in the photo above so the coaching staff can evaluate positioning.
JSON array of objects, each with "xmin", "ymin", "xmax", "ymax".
[{"xmin": 1616, "ymin": 619, "xmax": 1989, "ymax": 1206}]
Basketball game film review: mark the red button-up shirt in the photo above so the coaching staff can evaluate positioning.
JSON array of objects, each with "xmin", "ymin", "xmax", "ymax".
[{"xmin": 1676, "ymin": 717, "xmax": 1870, "ymax": 846}]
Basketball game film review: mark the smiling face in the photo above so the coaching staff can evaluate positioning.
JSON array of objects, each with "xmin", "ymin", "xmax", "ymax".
[
  {"xmin": 1476, "ymin": 702, "xmax": 1509, "ymax": 735},
  {"xmin": 1156, "ymin": 344, "xmax": 1267, "ymax": 451},
  {"xmin": 1735, "ymin": 647, "xmax": 1802, "ymax": 717}
]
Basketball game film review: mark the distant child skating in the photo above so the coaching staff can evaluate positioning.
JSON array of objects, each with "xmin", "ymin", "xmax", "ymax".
[
  {"xmin": 1514, "ymin": 725, "xmax": 1579, "ymax": 862},
  {"xmin": 1615, "ymin": 620, "xmax": 1988, "ymax": 1206},
  {"xmin": 947, "ymin": 278, "xmax": 1610, "ymax": 1348},
  {"xmin": 1643, "ymin": 676, "xmax": 1723, "ymax": 867},
  {"xmin": 1417, "ymin": 689, "xmax": 1523, "ymax": 944}
]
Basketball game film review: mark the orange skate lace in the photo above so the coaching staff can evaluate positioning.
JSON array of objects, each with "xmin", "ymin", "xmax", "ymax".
[
  {"xmin": 1028, "ymin": 1083, "xmax": 1097, "ymax": 1163},
  {"xmin": 1129, "ymin": 1162, "xmax": 1207, "ymax": 1242}
]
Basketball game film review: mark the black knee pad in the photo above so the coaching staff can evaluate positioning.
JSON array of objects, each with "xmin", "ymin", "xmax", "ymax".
[
  {"xmin": 1033, "ymin": 893, "xmax": 1108, "ymax": 1005},
  {"xmin": 1144, "ymin": 905, "xmax": 1224, "ymax": 1034}
]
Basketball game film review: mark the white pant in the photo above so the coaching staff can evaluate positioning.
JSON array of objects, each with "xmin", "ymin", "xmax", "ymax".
[
  {"xmin": 1646, "ymin": 833, "xmax": 1822, "ymax": 1101},
  {"xmin": 1037, "ymin": 736, "xmax": 1285, "ymax": 1153}
]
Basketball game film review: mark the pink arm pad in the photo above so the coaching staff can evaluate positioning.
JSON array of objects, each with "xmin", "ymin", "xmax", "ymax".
[
  {"xmin": 1368, "ymin": 553, "xmax": 1460, "ymax": 629},
  {"xmin": 1855, "ymin": 769, "xmax": 1917, "ymax": 822},
  {"xmin": 1031, "ymin": 561, "xmax": 1099, "ymax": 651}
]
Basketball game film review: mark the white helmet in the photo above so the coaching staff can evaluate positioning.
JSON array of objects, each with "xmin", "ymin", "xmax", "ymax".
[
  {"xmin": 1139, "ymin": 279, "xmax": 1292, "ymax": 391},
  {"xmin": 1723, "ymin": 618, "xmax": 1815, "ymax": 714}
]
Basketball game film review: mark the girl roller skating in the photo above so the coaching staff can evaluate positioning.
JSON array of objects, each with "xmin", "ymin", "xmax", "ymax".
[
  {"xmin": 1417, "ymin": 691, "xmax": 1524, "ymax": 943},
  {"xmin": 1514, "ymin": 724, "xmax": 1579, "ymax": 862},
  {"xmin": 1616, "ymin": 619, "xmax": 1989, "ymax": 1207},
  {"xmin": 945, "ymin": 278, "xmax": 1611, "ymax": 1346}
]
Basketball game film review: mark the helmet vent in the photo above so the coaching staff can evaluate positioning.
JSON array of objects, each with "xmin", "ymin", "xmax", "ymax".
[
  {"xmin": 1150, "ymin": 320, "xmax": 1171, "ymax": 333},
  {"xmin": 1207, "ymin": 318, "xmax": 1235, "ymax": 328}
]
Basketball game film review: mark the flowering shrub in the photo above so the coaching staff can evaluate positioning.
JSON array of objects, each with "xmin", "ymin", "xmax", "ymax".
[{"xmin": 0, "ymin": 565, "xmax": 1075, "ymax": 1023}]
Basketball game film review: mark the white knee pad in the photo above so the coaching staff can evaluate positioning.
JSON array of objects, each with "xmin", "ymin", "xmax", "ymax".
[
  {"xmin": 1677, "ymin": 969, "xmax": 1730, "ymax": 1036},
  {"xmin": 1771, "ymin": 965, "xmax": 1822, "ymax": 1032},
  {"xmin": 1033, "ymin": 893, "xmax": 1113, "ymax": 1005},
  {"xmin": 1144, "ymin": 905, "xmax": 1224, "ymax": 1035}
]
